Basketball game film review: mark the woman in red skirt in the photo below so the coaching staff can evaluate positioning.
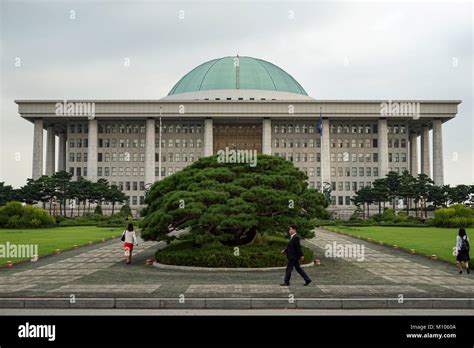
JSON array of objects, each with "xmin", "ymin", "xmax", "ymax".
[{"xmin": 121, "ymin": 223, "xmax": 138, "ymax": 265}]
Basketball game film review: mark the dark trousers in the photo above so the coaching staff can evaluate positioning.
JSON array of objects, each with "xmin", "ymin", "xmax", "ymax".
[{"xmin": 284, "ymin": 258, "xmax": 311, "ymax": 284}]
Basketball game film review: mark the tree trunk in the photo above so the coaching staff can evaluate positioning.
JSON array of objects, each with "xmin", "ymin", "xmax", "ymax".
[
  {"xmin": 112, "ymin": 202, "xmax": 115, "ymax": 215},
  {"xmin": 378, "ymin": 202, "xmax": 381, "ymax": 215},
  {"xmin": 367, "ymin": 204, "xmax": 370, "ymax": 218}
]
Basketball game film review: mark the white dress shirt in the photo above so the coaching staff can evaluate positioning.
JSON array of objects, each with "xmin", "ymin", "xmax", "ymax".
[{"xmin": 122, "ymin": 230, "xmax": 138, "ymax": 244}]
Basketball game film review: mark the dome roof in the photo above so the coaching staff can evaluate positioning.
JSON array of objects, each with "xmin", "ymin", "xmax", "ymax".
[{"xmin": 167, "ymin": 56, "xmax": 308, "ymax": 97}]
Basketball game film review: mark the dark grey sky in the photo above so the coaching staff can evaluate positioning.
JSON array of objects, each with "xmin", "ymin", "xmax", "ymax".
[{"xmin": 1, "ymin": 0, "xmax": 472, "ymax": 187}]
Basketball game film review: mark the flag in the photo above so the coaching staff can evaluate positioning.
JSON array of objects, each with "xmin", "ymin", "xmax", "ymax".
[{"xmin": 316, "ymin": 109, "xmax": 323, "ymax": 136}]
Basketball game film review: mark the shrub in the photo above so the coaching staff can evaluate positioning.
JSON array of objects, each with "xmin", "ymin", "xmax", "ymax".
[
  {"xmin": 381, "ymin": 208, "xmax": 396, "ymax": 221},
  {"xmin": 94, "ymin": 205, "xmax": 103, "ymax": 215},
  {"xmin": 155, "ymin": 238, "xmax": 314, "ymax": 268},
  {"xmin": 119, "ymin": 205, "xmax": 132, "ymax": 217},
  {"xmin": 0, "ymin": 201, "xmax": 55, "ymax": 228},
  {"xmin": 434, "ymin": 204, "xmax": 474, "ymax": 227}
]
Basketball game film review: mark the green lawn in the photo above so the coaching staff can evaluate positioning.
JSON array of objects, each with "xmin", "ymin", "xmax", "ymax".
[
  {"xmin": 325, "ymin": 225, "xmax": 462, "ymax": 263},
  {"xmin": 0, "ymin": 226, "xmax": 124, "ymax": 265}
]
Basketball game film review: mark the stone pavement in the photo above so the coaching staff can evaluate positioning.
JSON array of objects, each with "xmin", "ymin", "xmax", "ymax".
[{"xmin": 0, "ymin": 228, "xmax": 473, "ymax": 309}]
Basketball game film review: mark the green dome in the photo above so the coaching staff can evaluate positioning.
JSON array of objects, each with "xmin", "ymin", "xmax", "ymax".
[{"xmin": 168, "ymin": 56, "xmax": 308, "ymax": 96}]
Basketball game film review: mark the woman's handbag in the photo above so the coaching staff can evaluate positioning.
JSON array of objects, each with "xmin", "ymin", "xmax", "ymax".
[{"xmin": 121, "ymin": 232, "xmax": 126, "ymax": 242}]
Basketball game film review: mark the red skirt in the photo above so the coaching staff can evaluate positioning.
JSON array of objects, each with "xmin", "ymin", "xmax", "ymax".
[{"xmin": 124, "ymin": 242, "xmax": 134, "ymax": 252}]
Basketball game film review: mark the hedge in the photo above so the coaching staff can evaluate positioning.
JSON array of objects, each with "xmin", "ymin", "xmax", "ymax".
[{"xmin": 155, "ymin": 239, "xmax": 314, "ymax": 268}]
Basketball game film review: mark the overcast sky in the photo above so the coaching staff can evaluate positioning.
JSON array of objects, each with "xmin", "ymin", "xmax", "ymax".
[{"xmin": 0, "ymin": 0, "xmax": 472, "ymax": 188}]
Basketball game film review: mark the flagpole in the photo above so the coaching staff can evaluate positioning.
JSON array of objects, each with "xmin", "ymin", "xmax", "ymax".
[
  {"xmin": 319, "ymin": 107, "xmax": 324, "ymax": 194},
  {"xmin": 158, "ymin": 106, "xmax": 162, "ymax": 181}
]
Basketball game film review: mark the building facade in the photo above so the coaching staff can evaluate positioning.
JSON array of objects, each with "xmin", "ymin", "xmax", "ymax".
[{"xmin": 16, "ymin": 56, "xmax": 460, "ymax": 214}]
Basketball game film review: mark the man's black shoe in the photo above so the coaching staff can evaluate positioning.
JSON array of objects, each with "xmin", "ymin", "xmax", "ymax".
[
  {"xmin": 304, "ymin": 280, "xmax": 312, "ymax": 286},
  {"xmin": 280, "ymin": 283, "xmax": 290, "ymax": 286}
]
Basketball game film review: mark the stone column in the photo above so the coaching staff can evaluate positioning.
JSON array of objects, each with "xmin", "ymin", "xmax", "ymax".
[
  {"xmin": 87, "ymin": 119, "xmax": 98, "ymax": 181},
  {"xmin": 32, "ymin": 119, "xmax": 44, "ymax": 179},
  {"xmin": 204, "ymin": 118, "xmax": 213, "ymax": 156},
  {"xmin": 420, "ymin": 126, "xmax": 430, "ymax": 176},
  {"xmin": 262, "ymin": 118, "xmax": 272, "ymax": 155},
  {"xmin": 46, "ymin": 125, "xmax": 56, "ymax": 175},
  {"xmin": 58, "ymin": 131, "xmax": 67, "ymax": 172},
  {"xmin": 432, "ymin": 119, "xmax": 444, "ymax": 185},
  {"xmin": 409, "ymin": 132, "xmax": 418, "ymax": 176},
  {"xmin": 378, "ymin": 118, "xmax": 389, "ymax": 177},
  {"xmin": 145, "ymin": 118, "xmax": 156, "ymax": 185},
  {"xmin": 321, "ymin": 118, "xmax": 331, "ymax": 185}
]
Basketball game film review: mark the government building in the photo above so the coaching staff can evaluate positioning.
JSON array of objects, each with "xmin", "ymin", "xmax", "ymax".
[{"xmin": 16, "ymin": 56, "xmax": 460, "ymax": 215}]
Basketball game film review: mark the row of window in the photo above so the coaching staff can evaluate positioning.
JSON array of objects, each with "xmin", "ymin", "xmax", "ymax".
[
  {"xmin": 113, "ymin": 181, "xmax": 145, "ymax": 191},
  {"xmin": 69, "ymin": 139, "xmax": 88, "ymax": 148},
  {"xmin": 69, "ymin": 153, "xmax": 88, "ymax": 162},
  {"xmin": 331, "ymin": 181, "xmax": 374, "ymax": 192},
  {"xmin": 331, "ymin": 139, "xmax": 378, "ymax": 148},
  {"xmin": 330, "ymin": 167, "xmax": 380, "ymax": 177},
  {"xmin": 273, "ymin": 124, "xmax": 318, "ymax": 134},
  {"xmin": 273, "ymin": 138, "xmax": 321, "ymax": 148},
  {"xmin": 69, "ymin": 123, "xmax": 205, "ymax": 135},
  {"xmin": 329, "ymin": 124, "xmax": 407, "ymax": 134},
  {"xmin": 388, "ymin": 153, "xmax": 408, "ymax": 162},
  {"xmin": 330, "ymin": 124, "xmax": 379, "ymax": 134},
  {"xmin": 97, "ymin": 167, "xmax": 145, "ymax": 177},
  {"xmin": 331, "ymin": 153, "xmax": 379, "ymax": 162},
  {"xmin": 95, "ymin": 138, "xmax": 204, "ymax": 149},
  {"xmin": 100, "ymin": 124, "xmax": 203, "ymax": 134},
  {"xmin": 273, "ymin": 153, "xmax": 321, "ymax": 163}
]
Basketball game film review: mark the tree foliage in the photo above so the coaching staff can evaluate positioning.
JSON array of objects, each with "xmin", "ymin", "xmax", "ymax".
[{"xmin": 140, "ymin": 155, "xmax": 329, "ymax": 245}]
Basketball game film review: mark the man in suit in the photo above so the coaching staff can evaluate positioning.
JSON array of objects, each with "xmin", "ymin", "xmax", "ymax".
[{"xmin": 280, "ymin": 225, "xmax": 312, "ymax": 286}]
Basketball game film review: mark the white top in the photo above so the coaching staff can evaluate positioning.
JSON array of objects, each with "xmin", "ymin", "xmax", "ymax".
[
  {"xmin": 122, "ymin": 230, "xmax": 138, "ymax": 244},
  {"xmin": 456, "ymin": 235, "xmax": 469, "ymax": 251}
]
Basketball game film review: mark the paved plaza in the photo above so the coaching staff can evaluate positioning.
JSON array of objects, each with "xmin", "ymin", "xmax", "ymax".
[{"xmin": 0, "ymin": 228, "xmax": 473, "ymax": 309}]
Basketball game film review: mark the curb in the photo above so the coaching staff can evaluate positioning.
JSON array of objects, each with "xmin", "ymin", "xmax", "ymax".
[
  {"xmin": 153, "ymin": 261, "xmax": 314, "ymax": 272},
  {"xmin": 0, "ymin": 297, "xmax": 472, "ymax": 309}
]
